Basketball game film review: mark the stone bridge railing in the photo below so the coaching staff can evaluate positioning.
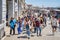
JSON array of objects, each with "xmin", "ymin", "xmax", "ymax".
[{"xmin": 0, "ymin": 22, "xmax": 6, "ymax": 40}]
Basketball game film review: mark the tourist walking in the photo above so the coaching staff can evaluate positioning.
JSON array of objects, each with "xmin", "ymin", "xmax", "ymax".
[
  {"xmin": 35, "ymin": 18, "xmax": 41, "ymax": 36},
  {"xmin": 9, "ymin": 17, "xmax": 15, "ymax": 35},
  {"xmin": 40, "ymin": 16, "xmax": 44, "ymax": 29},
  {"xmin": 33, "ymin": 18, "xmax": 36, "ymax": 33},
  {"xmin": 33, "ymin": 18, "xmax": 37, "ymax": 33},
  {"xmin": 21, "ymin": 17, "xmax": 25, "ymax": 31},
  {"xmin": 13, "ymin": 18, "xmax": 17, "ymax": 34},
  {"xmin": 25, "ymin": 17, "xmax": 30, "ymax": 39},
  {"xmin": 17, "ymin": 17, "xmax": 22, "ymax": 34},
  {"xmin": 51, "ymin": 16, "xmax": 57, "ymax": 35}
]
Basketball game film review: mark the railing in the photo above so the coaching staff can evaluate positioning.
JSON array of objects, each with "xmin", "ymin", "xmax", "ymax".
[{"xmin": 0, "ymin": 21, "xmax": 6, "ymax": 40}]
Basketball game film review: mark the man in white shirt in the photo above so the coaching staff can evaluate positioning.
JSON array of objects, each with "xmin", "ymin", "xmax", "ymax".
[{"xmin": 51, "ymin": 16, "xmax": 57, "ymax": 35}]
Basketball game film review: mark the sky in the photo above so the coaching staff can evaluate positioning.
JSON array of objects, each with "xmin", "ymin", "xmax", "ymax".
[{"xmin": 25, "ymin": 0, "xmax": 60, "ymax": 7}]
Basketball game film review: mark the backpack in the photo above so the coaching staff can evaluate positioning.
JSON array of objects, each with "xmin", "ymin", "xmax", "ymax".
[{"xmin": 10, "ymin": 20, "xmax": 14, "ymax": 29}]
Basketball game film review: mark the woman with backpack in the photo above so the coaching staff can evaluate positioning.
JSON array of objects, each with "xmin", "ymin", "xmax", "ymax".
[
  {"xmin": 40, "ymin": 16, "xmax": 44, "ymax": 29},
  {"xmin": 9, "ymin": 17, "xmax": 15, "ymax": 35},
  {"xmin": 25, "ymin": 17, "xmax": 30, "ymax": 39},
  {"xmin": 35, "ymin": 18, "xmax": 41, "ymax": 36}
]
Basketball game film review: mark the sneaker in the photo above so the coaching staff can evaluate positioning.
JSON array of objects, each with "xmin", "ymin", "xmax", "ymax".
[
  {"xmin": 39, "ymin": 34, "xmax": 42, "ymax": 36},
  {"xmin": 28, "ymin": 36, "xmax": 30, "ymax": 39},
  {"xmin": 28, "ymin": 37, "xmax": 30, "ymax": 39}
]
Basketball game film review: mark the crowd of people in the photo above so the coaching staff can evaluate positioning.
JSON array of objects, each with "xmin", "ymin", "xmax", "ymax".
[
  {"xmin": 9, "ymin": 11, "xmax": 60, "ymax": 39},
  {"xmin": 9, "ymin": 14, "xmax": 45, "ymax": 39}
]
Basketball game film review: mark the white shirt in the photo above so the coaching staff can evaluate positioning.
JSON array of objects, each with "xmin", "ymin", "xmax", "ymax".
[{"xmin": 51, "ymin": 18, "xmax": 57, "ymax": 26}]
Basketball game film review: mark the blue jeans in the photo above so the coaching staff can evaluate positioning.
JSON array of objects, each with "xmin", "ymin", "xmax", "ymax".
[
  {"xmin": 36, "ymin": 27, "xmax": 41, "ymax": 36},
  {"xmin": 34, "ymin": 27, "xmax": 36, "ymax": 33},
  {"xmin": 21, "ymin": 24, "xmax": 24, "ymax": 31},
  {"xmin": 27, "ymin": 30, "xmax": 30, "ymax": 37},
  {"xmin": 26, "ymin": 25, "xmax": 30, "ymax": 38}
]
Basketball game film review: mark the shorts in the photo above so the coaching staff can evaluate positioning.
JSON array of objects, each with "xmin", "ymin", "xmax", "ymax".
[{"xmin": 52, "ymin": 26, "xmax": 57, "ymax": 29}]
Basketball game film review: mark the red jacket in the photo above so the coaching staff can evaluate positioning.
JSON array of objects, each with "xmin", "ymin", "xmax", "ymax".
[{"xmin": 35, "ymin": 20, "xmax": 40, "ymax": 27}]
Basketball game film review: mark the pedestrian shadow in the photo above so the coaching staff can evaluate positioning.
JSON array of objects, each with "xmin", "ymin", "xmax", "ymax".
[
  {"xmin": 6, "ymin": 35, "xmax": 10, "ymax": 37},
  {"xmin": 46, "ymin": 34, "xmax": 54, "ymax": 36},
  {"xmin": 23, "ymin": 30, "xmax": 26, "ymax": 31},
  {"xmin": 31, "ymin": 35, "xmax": 35, "ymax": 37},
  {"xmin": 17, "ymin": 36, "xmax": 27, "ymax": 38},
  {"xmin": 15, "ymin": 34, "xmax": 18, "ymax": 35},
  {"xmin": 23, "ymin": 32, "xmax": 27, "ymax": 34}
]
